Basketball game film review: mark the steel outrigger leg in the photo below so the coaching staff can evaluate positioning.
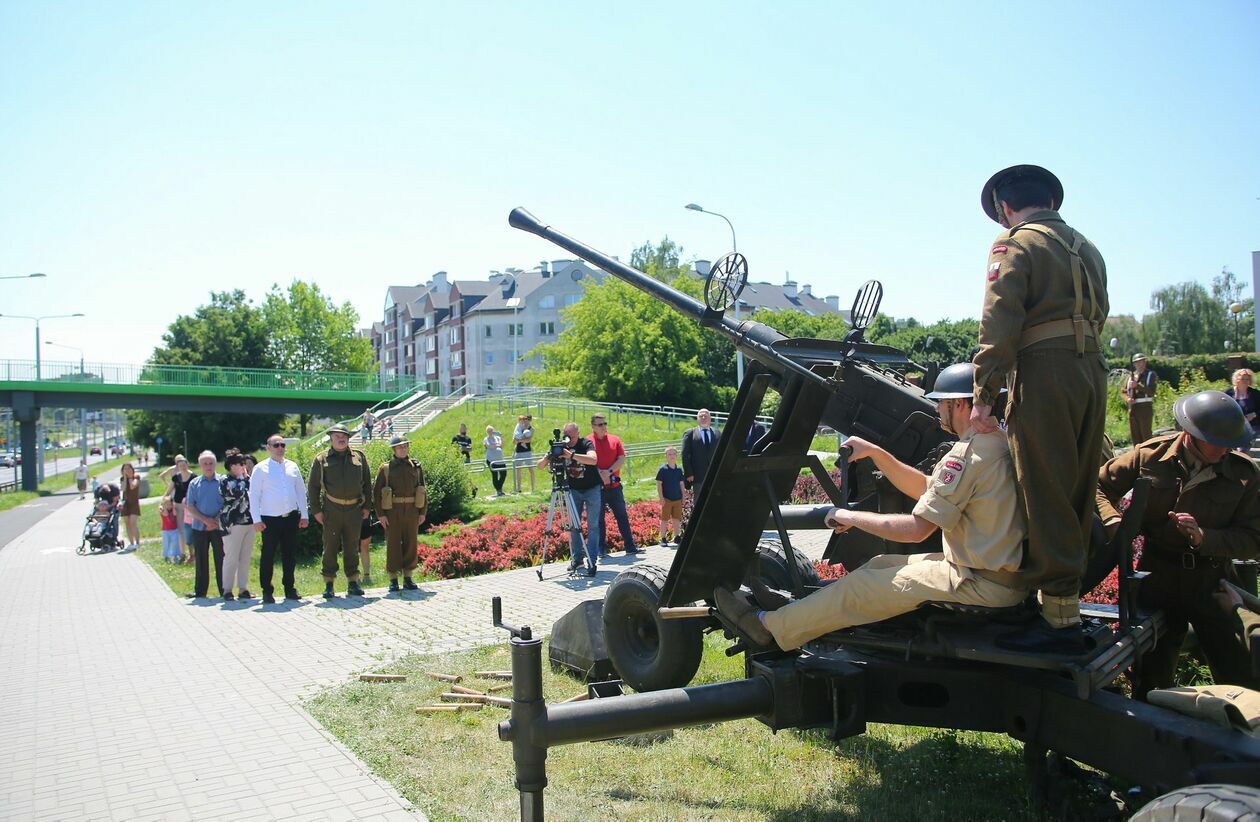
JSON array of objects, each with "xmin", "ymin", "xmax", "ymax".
[{"xmin": 493, "ymin": 597, "xmax": 547, "ymax": 820}]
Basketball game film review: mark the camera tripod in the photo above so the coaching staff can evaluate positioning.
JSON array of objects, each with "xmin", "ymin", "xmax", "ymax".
[{"xmin": 536, "ymin": 477, "xmax": 590, "ymax": 582}]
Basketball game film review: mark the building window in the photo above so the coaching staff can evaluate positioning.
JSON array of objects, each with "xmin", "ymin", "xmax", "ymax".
[
  {"xmin": 486, "ymin": 378, "xmax": 494, "ymax": 391},
  {"xmin": 450, "ymin": 326, "xmax": 462, "ymax": 345},
  {"xmin": 539, "ymin": 321, "xmax": 555, "ymax": 336},
  {"xmin": 385, "ymin": 330, "xmax": 394, "ymax": 344},
  {"xmin": 425, "ymin": 336, "xmax": 436, "ymax": 352},
  {"xmin": 485, "ymin": 352, "xmax": 494, "ymax": 365},
  {"xmin": 426, "ymin": 358, "xmax": 436, "ymax": 376},
  {"xmin": 403, "ymin": 324, "xmax": 410, "ymax": 338},
  {"xmin": 451, "ymin": 351, "xmax": 463, "ymax": 369},
  {"xmin": 507, "ymin": 323, "xmax": 524, "ymax": 337},
  {"xmin": 538, "ymin": 295, "xmax": 556, "ymax": 309},
  {"xmin": 485, "ymin": 325, "xmax": 492, "ymax": 338},
  {"xmin": 563, "ymin": 294, "xmax": 581, "ymax": 307}
]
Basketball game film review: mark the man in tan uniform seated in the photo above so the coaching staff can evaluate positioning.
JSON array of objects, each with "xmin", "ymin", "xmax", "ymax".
[{"xmin": 715, "ymin": 363, "xmax": 1030, "ymax": 652}]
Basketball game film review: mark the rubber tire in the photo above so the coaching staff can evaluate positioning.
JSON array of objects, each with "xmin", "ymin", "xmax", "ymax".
[
  {"xmin": 1131, "ymin": 784, "xmax": 1260, "ymax": 821},
  {"xmin": 602, "ymin": 564, "xmax": 704, "ymax": 692},
  {"xmin": 754, "ymin": 539, "xmax": 822, "ymax": 593}
]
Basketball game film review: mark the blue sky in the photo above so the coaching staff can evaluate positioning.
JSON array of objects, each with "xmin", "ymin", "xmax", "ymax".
[{"xmin": 2, "ymin": 1, "xmax": 1257, "ymax": 362}]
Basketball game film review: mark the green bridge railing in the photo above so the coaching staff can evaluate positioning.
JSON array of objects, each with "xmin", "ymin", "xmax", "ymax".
[{"xmin": 0, "ymin": 359, "xmax": 433, "ymax": 396}]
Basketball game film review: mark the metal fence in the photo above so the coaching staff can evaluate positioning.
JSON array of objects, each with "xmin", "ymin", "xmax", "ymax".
[{"xmin": 0, "ymin": 359, "xmax": 428, "ymax": 396}]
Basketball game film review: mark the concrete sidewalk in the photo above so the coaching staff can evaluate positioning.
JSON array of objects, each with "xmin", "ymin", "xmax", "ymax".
[{"xmin": 0, "ymin": 489, "xmax": 828, "ymax": 821}]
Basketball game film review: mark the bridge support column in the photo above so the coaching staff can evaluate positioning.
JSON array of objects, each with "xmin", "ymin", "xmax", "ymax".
[{"xmin": 12, "ymin": 392, "xmax": 40, "ymax": 492}]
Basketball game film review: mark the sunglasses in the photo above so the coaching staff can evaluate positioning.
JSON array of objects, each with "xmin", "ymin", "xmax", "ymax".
[
  {"xmin": 269, "ymin": 442, "xmax": 286, "ymax": 449},
  {"xmin": 592, "ymin": 422, "xmax": 608, "ymax": 427}
]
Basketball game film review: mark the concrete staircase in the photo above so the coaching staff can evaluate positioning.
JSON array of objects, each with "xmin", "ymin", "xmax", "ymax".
[{"xmin": 349, "ymin": 393, "xmax": 471, "ymax": 445}]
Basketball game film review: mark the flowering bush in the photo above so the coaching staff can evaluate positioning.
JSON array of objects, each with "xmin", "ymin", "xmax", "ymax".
[
  {"xmin": 418, "ymin": 498, "xmax": 673, "ymax": 580},
  {"xmin": 791, "ymin": 469, "xmax": 842, "ymax": 504}
]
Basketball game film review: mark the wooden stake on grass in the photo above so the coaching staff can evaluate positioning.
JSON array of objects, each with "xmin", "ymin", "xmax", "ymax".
[
  {"xmin": 359, "ymin": 674, "xmax": 407, "ymax": 682},
  {"xmin": 425, "ymin": 672, "xmax": 462, "ymax": 683},
  {"xmin": 416, "ymin": 704, "xmax": 483, "ymax": 713}
]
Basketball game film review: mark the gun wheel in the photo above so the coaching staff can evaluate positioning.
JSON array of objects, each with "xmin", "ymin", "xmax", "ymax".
[
  {"xmin": 603, "ymin": 564, "xmax": 704, "ymax": 691},
  {"xmin": 1132, "ymin": 784, "xmax": 1260, "ymax": 821},
  {"xmin": 704, "ymin": 253, "xmax": 748, "ymax": 313}
]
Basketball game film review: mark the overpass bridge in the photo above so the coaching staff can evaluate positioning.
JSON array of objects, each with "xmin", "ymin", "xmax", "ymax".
[{"xmin": 0, "ymin": 359, "xmax": 431, "ymax": 490}]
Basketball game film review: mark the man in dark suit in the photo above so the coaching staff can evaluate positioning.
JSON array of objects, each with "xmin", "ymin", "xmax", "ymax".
[{"xmin": 681, "ymin": 408, "xmax": 722, "ymax": 494}]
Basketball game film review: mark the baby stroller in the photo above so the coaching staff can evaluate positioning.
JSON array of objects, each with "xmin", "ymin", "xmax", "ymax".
[{"xmin": 80, "ymin": 485, "xmax": 123, "ymax": 555}]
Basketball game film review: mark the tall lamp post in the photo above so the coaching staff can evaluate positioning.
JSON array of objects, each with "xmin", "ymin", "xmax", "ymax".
[
  {"xmin": 685, "ymin": 202, "xmax": 745, "ymax": 386},
  {"xmin": 0, "ymin": 272, "xmax": 47, "ymax": 281},
  {"xmin": 0, "ymin": 312, "xmax": 85, "ymax": 482},
  {"xmin": 45, "ymin": 340, "xmax": 88, "ymax": 462},
  {"xmin": 499, "ymin": 271, "xmax": 522, "ymax": 390}
]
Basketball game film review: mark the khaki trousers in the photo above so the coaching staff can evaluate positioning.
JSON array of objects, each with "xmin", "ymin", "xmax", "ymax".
[
  {"xmin": 221, "ymin": 523, "xmax": 255, "ymax": 592},
  {"xmin": 384, "ymin": 507, "xmax": 420, "ymax": 576},
  {"xmin": 761, "ymin": 553, "xmax": 1028, "ymax": 651},
  {"xmin": 1128, "ymin": 402, "xmax": 1154, "ymax": 446},
  {"xmin": 1008, "ymin": 349, "xmax": 1107, "ymax": 617},
  {"xmin": 321, "ymin": 505, "xmax": 362, "ymax": 582}
]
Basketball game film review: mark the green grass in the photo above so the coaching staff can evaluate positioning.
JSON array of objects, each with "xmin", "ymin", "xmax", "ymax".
[
  {"xmin": 307, "ymin": 635, "xmax": 1038, "ymax": 821},
  {"xmin": 135, "ymin": 526, "xmax": 436, "ymax": 594}
]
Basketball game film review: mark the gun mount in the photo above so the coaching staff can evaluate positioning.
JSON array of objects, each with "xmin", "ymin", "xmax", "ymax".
[{"xmin": 501, "ymin": 208, "xmax": 1260, "ymax": 820}]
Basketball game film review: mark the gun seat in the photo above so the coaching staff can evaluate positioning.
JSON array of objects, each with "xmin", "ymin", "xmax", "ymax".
[{"xmin": 921, "ymin": 601, "xmax": 1034, "ymax": 620}]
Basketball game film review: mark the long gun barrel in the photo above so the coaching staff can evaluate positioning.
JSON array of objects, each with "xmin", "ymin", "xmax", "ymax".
[{"xmin": 509, "ymin": 207, "xmax": 822, "ymax": 383}]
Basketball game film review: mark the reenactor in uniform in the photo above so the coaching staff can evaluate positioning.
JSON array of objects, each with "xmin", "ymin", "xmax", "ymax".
[
  {"xmin": 713, "ymin": 363, "xmax": 1029, "ymax": 651},
  {"xmin": 373, "ymin": 435, "xmax": 428, "ymax": 593},
  {"xmin": 1097, "ymin": 390, "xmax": 1260, "ymax": 697},
  {"xmin": 971, "ymin": 164, "xmax": 1109, "ymax": 653},
  {"xmin": 308, "ymin": 424, "xmax": 371, "ymax": 598},
  {"xmin": 1126, "ymin": 353, "xmax": 1158, "ymax": 445}
]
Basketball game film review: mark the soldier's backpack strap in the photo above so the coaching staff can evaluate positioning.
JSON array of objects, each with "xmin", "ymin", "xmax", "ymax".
[{"xmin": 1012, "ymin": 222, "xmax": 1103, "ymax": 356}]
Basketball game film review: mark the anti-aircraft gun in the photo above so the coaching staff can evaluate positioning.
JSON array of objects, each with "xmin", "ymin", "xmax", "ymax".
[{"xmin": 493, "ymin": 208, "xmax": 1260, "ymax": 821}]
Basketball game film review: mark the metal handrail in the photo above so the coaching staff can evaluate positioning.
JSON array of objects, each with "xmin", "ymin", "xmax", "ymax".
[{"xmin": 0, "ymin": 358, "xmax": 425, "ymax": 395}]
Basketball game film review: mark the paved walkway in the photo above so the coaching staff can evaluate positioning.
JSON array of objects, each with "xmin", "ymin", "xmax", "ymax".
[{"xmin": 0, "ymin": 490, "xmax": 828, "ymax": 821}]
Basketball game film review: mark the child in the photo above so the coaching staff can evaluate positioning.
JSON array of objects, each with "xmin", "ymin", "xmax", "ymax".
[
  {"xmin": 655, "ymin": 447, "xmax": 685, "ymax": 548},
  {"xmin": 159, "ymin": 497, "xmax": 182, "ymax": 563}
]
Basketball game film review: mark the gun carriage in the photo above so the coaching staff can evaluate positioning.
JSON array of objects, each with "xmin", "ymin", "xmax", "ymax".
[{"xmin": 492, "ymin": 207, "xmax": 1260, "ymax": 820}]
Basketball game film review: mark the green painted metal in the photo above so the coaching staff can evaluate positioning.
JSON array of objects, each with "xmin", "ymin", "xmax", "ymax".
[{"xmin": 0, "ymin": 359, "xmax": 433, "ymax": 401}]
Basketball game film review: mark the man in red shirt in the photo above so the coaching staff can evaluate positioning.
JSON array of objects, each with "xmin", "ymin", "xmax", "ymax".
[{"xmin": 590, "ymin": 413, "xmax": 641, "ymax": 556}]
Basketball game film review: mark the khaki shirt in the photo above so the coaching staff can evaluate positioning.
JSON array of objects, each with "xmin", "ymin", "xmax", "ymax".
[
  {"xmin": 1096, "ymin": 433, "xmax": 1260, "ymax": 561},
  {"xmin": 373, "ymin": 456, "xmax": 427, "ymax": 517},
  {"xmin": 911, "ymin": 429, "xmax": 1025, "ymax": 576},
  {"xmin": 307, "ymin": 447, "xmax": 371, "ymax": 511},
  {"xmin": 973, "ymin": 209, "xmax": 1109, "ymax": 406}
]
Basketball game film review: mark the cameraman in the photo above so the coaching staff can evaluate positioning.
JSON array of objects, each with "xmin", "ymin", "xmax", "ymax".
[{"xmin": 537, "ymin": 422, "xmax": 602, "ymax": 577}]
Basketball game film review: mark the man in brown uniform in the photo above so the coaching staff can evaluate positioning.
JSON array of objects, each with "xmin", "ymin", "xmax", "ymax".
[
  {"xmin": 373, "ymin": 435, "xmax": 427, "ymax": 593},
  {"xmin": 1097, "ymin": 390, "xmax": 1260, "ymax": 696},
  {"xmin": 971, "ymin": 164, "xmax": 1109, "ymax": 653},
  {"xmin": 1126, "ymin": 353, "xmax": 1157, "ymax": 445},
  {"xmin": 308, "ymin": 424, "xmax": 371, "ymax": 598},
  {"xmin": 714, "ymin": 363, "xmax": 1029, "ymax": 651}
]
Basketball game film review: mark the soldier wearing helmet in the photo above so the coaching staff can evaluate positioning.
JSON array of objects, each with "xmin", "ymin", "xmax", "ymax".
[
  {"xmin": 1097, "ymin": 390, "xmax": 1260, "ymax": 696},
  {"xmin": 971, "ymin": 164, "xmax": 1110, "ymax": 654},
  {"xmin": 713, "ymin": 363, "xmax": 1029, "ymax": 652}
]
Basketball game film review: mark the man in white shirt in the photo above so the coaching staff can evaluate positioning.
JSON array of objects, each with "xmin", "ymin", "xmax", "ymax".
[{"xmin": 249, "ymin": 434, "xmax": 309, "ymax": 604}]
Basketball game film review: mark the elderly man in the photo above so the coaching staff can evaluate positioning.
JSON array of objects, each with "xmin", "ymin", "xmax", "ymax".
[
  {"xmin": 971, "ymin": 164, "xmax": 1109, "ymax": 651},
  {"xmin": 250, "ymin": 434, "xmax": 309, "ymax": 603},
  {"xmin": 185, "ymin": 450, "xmax": 226, "ymax": 600},
  {"xmin": 1097, "ymin": 390, "xmax": 1260, "ymax": 696},
  {"xmin": 715, "ymin": 363, "xmax": 1028, "ymax": 651},
  {"xmin": 308, "ymin": 424, "xmax": 371, "ymax": 599},
  {"xmin": 537, "ymin": 422, "xmax": 601, "ymax": 577},
  {"xmin": 590, "ymin": 413, "xmax": 640, "ymax": 557},
  {"xmin": 681, "ymin": 408, "xmax": 722, "ymax": 494},
  {"xmin": 373, "ymin": 435, "xmax": 427, "ymax": 593}
]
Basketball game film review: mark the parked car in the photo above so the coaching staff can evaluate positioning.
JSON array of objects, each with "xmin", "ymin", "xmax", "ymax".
[
  {"xmin": 0, "ymin": 454, "xmax": 14, "ymax": 468},
  {"xmin": 89, "ymin": 446, "xmax": 102, "ymax": 456}
]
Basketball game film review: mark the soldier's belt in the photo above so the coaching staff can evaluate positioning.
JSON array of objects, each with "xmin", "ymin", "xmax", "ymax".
[
  {"xmin": 971, "ymin": 566, "xmax": 1024, "ymax": 588},
  {"xmin": 392, "ymin": 497, "xmax": 415, "ymax": 503},
  {"xmin": 325, "ymin": 494, "xmax": 363, "ymax": 506},
  {"xmin": 1133, "ymin": 398, "xmax": 1154, "ymax": 404},
  {"xmin": 1018, "ymin": 317, "xmax": 1097, "ymax": 351}
]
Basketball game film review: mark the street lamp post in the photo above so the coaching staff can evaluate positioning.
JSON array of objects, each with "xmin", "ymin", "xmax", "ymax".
[
  {"xmin": 45, "ymin": 340, "xmax": 88, "ymax": 462},
  {"xmin": 499, "ymin": 272, "xmax": 522, "ymax": 390},
  {"xmin": 0, "ymin": 273, "xmax": 47, "ymax": 281},
  {"xmin": 0, "ymin": 312, "xmax": 85, "ymax": 482},
  {"xmin": 1230, "ymin": 302, "xmax": 1245, "ymax": 352},
  {"xmin": 685, "ymin": 203, "xmax": 745, "ymax": 386}
]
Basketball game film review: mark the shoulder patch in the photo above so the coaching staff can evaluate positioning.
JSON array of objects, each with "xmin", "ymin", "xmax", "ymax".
[
  {"xmin": 991, "ymin": 245, "xmax": 1007, "ymax": 255},
  {"xmin": 987, "ymin": 262, "xmax": 1001, "ymax": 282},
  {"xmin": 944, "ymin": 458, "xmax": 964, "ymax": 471}
]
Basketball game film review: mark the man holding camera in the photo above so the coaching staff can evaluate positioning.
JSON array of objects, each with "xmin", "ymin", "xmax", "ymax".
[
  {"xmin": 590, "ymin": 413, "xmax": 641, "ymax": 557},
  {"xmin": 537, "ymin": 422, "xmax": 601, "ymax": 577}
]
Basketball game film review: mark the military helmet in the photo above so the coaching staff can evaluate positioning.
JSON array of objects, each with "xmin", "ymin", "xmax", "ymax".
[
  {"xmin": 1173, "ymin": 390, "xmax": 1254, "ymax": 450},
  {"xmin": 327, "ymin": 424, "xmax": 351, "ymax": 436},
  {"xmin": 925, "ymin": 362, "xmax": 986, "ymax": 400},
  {"xmin": 981, "ymin": 164, "xmax": 1064, "ymax": 223},
  {"xmin": 389, "ymin": 434, "xmax": 409, "ymax": 447}
]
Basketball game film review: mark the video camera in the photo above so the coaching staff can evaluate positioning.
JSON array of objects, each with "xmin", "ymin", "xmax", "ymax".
[{"xmin": 547, "ymin": 428, "xmax": 569, "ymax": 487}]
